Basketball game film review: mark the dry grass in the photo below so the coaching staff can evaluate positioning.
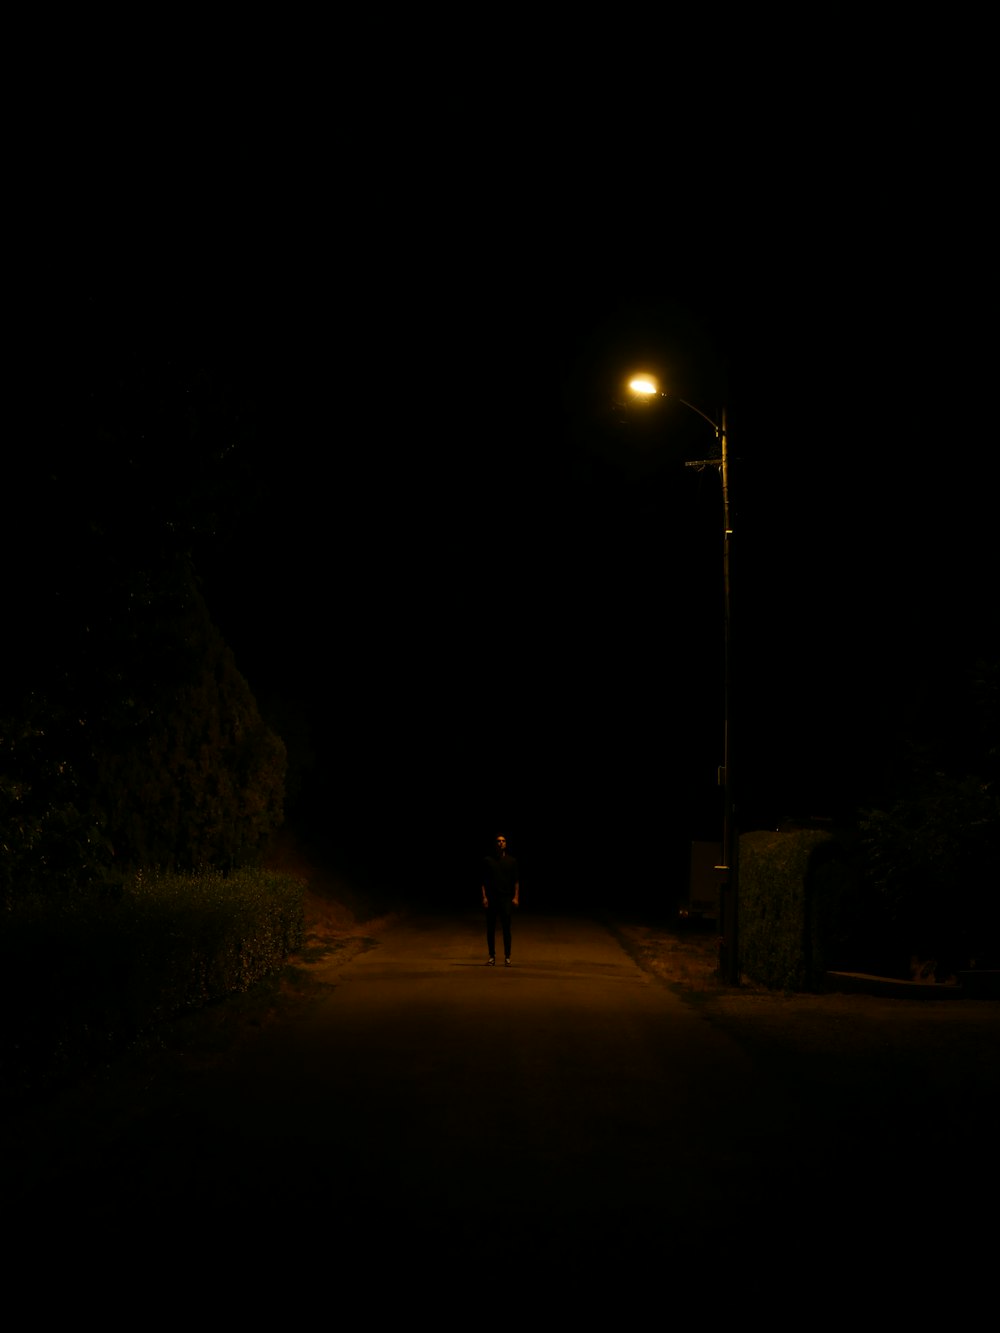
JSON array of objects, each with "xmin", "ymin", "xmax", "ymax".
[
  {"xmin": 264, "ymin": 828, "xmax": 402, "ymax": 971},
  {"xmin": 612, "ymin": 920, "xmax": 724, "ymax": 992},
  {"xmin": 612, "ymin": 916, "xmax": 1000, "ymax": 1075}
]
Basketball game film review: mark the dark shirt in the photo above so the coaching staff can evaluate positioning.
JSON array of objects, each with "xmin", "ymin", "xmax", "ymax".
[{"xmin": 483, "ymin": 854, "xmax": 519, "ymax": 901}]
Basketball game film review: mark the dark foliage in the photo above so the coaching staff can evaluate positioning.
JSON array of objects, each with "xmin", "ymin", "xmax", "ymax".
[
  {"xmin": 3, "ymin": 561, "xmax": 286, "ymax": 896},
  {"xmin": 92, "ymin": 571, "xmax": 287, "ymax": 872},
  {"xmin": 1, "ymin": 868, "xmax": 304, "ymax": 1101},
  {"xmin": 858, "ymin": 774, "xmax": 998, "ymax": 973},
  {"xmin": 856, "ymin": 657, "xmax": 999, "ymax": 973},
  {"xmin": 3, "ymin": 346, "xmax": 285, "ymax": 898}
]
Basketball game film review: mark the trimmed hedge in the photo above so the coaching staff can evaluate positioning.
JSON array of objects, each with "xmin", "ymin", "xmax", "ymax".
[
  {"xmin": 739, "ymin": 829, "xmax": 854, "ymax": 991},
  {"xmin": 1, "ymin": 867, "xmax": 305, "ymax": 1094}
]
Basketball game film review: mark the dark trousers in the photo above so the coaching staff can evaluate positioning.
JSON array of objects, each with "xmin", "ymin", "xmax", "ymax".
[{"xmin": 486, "ymin": 898, "xmax": 512, "ymax": 959}]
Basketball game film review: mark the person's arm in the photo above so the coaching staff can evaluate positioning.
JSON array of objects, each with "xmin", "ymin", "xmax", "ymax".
[
  {"xmin": 481, "ymin": 882, "xmax": 488, "ymax": 908},
  {"xmin": 512, "ymin": 880, "xmax": 520, "ymax": 908}
]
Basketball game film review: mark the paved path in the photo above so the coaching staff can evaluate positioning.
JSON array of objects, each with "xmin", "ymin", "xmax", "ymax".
[{"xmin": 6, "ymin": 911, "xmax": 996, "ymax": 1309}]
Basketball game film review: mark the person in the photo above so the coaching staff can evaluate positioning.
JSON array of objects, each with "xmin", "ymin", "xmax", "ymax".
[{"xmin": 481, "ymin": 833, "xmax": 520, "ymax": 966}]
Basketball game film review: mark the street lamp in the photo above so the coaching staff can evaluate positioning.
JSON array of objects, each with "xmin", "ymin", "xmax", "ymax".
[{"xmin": 628, "ymin": 375, "xmax": 738, "ymax": 984}]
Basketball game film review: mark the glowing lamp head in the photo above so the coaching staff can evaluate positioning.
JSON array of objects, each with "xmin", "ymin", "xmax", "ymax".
[{"xmin": 628, "ymin": 376, "xmax": 658, "ymax": 396}]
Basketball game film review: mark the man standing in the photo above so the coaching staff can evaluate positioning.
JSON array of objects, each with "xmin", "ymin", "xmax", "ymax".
[{"xmin": 482, "ymin": 834, "xmax": 520, "ymax": 966}]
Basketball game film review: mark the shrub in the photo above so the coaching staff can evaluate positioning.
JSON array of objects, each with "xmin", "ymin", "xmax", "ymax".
[
  {"xmin": 1, "ymin": 710, "xmax": 117, "ymax": 908},
  {"xmin": 858, "ymin": 773, "xmax": 999, "ymax": 973}
]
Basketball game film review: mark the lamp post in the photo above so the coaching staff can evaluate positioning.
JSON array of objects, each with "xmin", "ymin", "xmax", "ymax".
[{"xmin": 628, "ymin": 376, "xmax": 738, "ymax": 985}]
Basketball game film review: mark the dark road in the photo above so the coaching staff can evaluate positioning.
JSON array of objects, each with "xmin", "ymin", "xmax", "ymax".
[{"xmin": 6, "ymin": 911, "xmax": 997, "ymax": 1312}]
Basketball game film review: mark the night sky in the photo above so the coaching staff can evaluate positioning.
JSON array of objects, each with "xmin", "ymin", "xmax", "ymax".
[
  {"xmin": 182, "ymin": 281, "xmax": 739, "ymax": 900},
  {"xmin": 33, "ymin": 215, "xmax": 997, "ymax": 909}
]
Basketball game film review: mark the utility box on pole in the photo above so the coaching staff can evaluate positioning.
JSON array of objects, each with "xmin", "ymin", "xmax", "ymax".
[{"xmin": 683, "ymin": 841, "xmax": 722, "ymax": 923}]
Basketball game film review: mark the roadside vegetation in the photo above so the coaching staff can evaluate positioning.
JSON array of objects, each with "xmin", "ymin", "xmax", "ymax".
[
  {"xmin": 0, "ymin": 866, "xmax": 305, "ymax": 1108},
  {"xmin": 2, "ymin": 365, "xmax": 304, "ymax": 1110}
]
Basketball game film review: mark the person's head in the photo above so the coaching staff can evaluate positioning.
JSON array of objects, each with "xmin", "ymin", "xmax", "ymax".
[{"xmin": 495, "ymin": 834, "xmax": 507, "ymax": 856}]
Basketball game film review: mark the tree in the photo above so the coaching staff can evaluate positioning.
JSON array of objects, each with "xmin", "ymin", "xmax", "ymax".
[
  {"xmin": 92, "ymin": 564, "xmax": 287, "ymax": 872},
  {"xmin": 3, "ymin": 340, "xmax": 285, "ymax": 893}
]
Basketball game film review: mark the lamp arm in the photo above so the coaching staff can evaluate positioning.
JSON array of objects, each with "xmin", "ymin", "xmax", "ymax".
[{"xmin": 677, "ymin": 397, "xmax": 721, "ymax": 437}]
